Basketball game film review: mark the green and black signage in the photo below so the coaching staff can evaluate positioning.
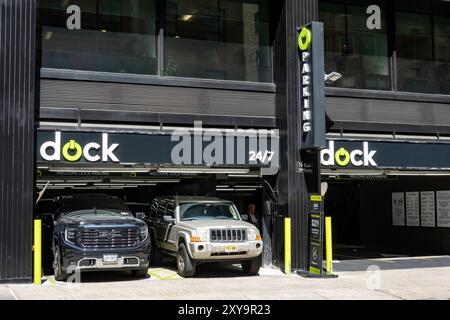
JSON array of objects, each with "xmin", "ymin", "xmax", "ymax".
[
  {"xmin": 309, "ymin": 194, "xmax": 324, "ymax": 275},
  {"xmin": 321, "ymin": 139, "xmax": 450, "ymax": 170},
  {"xmin": 297, "ymin": 21, "xmax": 326, "ymax": 150},
  {"xmin": 37, "ymin": 130, "xmax": 279, "ymax": 170}
]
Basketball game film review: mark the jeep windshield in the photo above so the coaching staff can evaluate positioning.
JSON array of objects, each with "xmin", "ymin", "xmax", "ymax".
[{"xmin": 179, "ymin": 202, "xmax": 240, "ymax": 221}]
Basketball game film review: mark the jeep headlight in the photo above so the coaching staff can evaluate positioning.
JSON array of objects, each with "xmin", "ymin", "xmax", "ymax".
[
  {"xmin": 139, "ymin": 225, "xmax": 148, "ymax": 242},
  {"xmin": 247, "ymin": 228, "xmax": 261, "ymax": 241},
  {"xmin": 192, "ymin": 229, "xmax": 208, "ymax": 242}
]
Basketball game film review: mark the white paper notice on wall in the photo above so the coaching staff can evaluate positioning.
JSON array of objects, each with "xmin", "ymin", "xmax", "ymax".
[
  {"xmin": 392, "ymin": 192, "xmax": 405, "ymax": 226},
  {"xmin": 405, "ymin": 192, "xmax": 420, "ymax": 227},
  {"xmin": 436, "ymin": 191, "xmax": 450, "ymax": 228},
  {"xmin": 420, "ymin": 191, "xmax": 436, "ymax": 227}
]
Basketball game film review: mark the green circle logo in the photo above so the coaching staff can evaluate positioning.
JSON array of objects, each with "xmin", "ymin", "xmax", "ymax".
[
  {"xmin": 298, "ymin": 27, "xmax": 312, "ymax": 51},
  {"xmin": 62, "ymin": 140, "xmax": 82, "ymax": 162},
  {"xmin": 335, "ymin": 148, "xmax": 350, "ymax": 167}
]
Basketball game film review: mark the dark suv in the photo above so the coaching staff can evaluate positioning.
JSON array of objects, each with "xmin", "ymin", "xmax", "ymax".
[{"xmin": 51, "ymin": 193, "xmax": 150, "ymax": 281}]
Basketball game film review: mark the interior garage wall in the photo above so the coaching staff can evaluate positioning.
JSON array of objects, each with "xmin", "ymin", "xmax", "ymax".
[
  {"xmin": 0, "ymin": 0, "xmax": 36, "ymax": 282},
  {"xmin": 327, "ymin": 177, "xmax": 450, "ymax": 254}
]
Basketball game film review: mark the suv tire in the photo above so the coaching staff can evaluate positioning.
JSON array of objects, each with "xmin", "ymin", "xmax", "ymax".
[
  {"xmin": 131, "ymin": 268, "xmax": 148, "ymax": 278},
  {"xmin": 177, "ymin": 243, "xmax": 196, "ymax": 277},
  {"xmin": 150, "ymin": 233, "xmax": 164, "ymax": 266},
  {"xmin": 241, "ymin": 256, "xmax": 261, "ymax": 276},
  {"xmin": 53, "ymin": 245, "xmax": 69, "ymax": 282}
]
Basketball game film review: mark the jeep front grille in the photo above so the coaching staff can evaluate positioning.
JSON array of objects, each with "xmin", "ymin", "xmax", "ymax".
[
  {"xmin": 77, "ymin": 227, "xmax": 140, "ymax": 248},
  {"xmin": 210, "ymin": 229, "xmax": 247, "ymax": 242}
]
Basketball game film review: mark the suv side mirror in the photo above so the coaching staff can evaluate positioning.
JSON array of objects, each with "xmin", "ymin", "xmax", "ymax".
[
  {"xmin": 135, "ymin": 212, "xmax": 145, "ymax": 219},
  {"xmin": 163, "ymin": 215, "xmax": 176, "ymax": 224},
  {"xmin": 241, "ymin": 214, "xmax": 249, "ymax": 221}
]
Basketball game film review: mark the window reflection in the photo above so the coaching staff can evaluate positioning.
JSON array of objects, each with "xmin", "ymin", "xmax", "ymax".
[
  {"xmin": 397, "ymin": 12, "xmax": 450, "ymax": 95},
  {"xmin": 434, "ymin": 16, "xmax": 450, "ymax": 95},
  {"xmin": 319, "ymin": 2, "xmax": 390, "ymax": 90},
  {"xmin": 164, "ymin": 0, "xmax": 271, "ymax": 82},
  {"xmin": 39, "ymin": 0, "xmax": 158, "ymax": 75},
  {"xmin": 396, "ymin": 12, "xmax": 433, "ymax": 94}
]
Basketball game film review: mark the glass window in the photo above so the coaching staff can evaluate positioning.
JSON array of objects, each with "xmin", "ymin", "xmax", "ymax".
[
  {"xmin": 164, "ymin": 0, "xmax": 271, "ymax": 82},
  {"xmin": 39, "ymin": 0, "xmax": 158, "ymax": 75},
  {"xmin": 433, "ymin": 15, "xmax": 450, "ymax": 95},
  {"xmin": 396, "ymin": 12, "xmax": 434, "ymax": 94},
  {"xmin": 319, "ymin": 2, "xmax": 390, "ymax": 90}
]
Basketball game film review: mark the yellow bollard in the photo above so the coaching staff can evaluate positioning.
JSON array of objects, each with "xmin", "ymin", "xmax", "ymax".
[
  {"xmin": 34, "ymin": 219, "xmax": 42, "ymax": 285},
  {"xmin": 284, "ymin": 218, "xmax": 291, "ymax": 275},
  {"xmin": 325, "ymin": 217, "xmax": 333, "ymax": 274}
]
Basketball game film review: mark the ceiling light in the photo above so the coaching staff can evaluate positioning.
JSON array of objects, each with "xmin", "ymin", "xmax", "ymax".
[
  {"xmin": 234, "ymin": 185, "xmax": 262, "ymax": 188},
  {"xmin": 39, "ymin": 183, "xmax": 87, "ymax": 187},
  {"xmin": 228, "ymin": 174, "xmax": 261, "ymax": 178},
  {"xmin": 158, "ymin": 168, "xmax": 249, "ymax": 174},
  {"xmin": 110, "ymin": 179, "xmax": 180, "ymax": 184},
  {"xmin": 48, "ymin": 167, "xmax": 151, "ymax": 173}
]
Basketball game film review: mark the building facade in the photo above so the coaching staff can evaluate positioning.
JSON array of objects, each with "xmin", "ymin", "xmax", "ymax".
[{"xmin": 1, "ymin": 0, "xmax": 450, "ymax": 282}]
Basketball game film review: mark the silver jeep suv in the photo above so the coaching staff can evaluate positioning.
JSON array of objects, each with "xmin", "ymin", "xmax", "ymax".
[{"xmin": 144, "ymin": 196, "xmax": 263, "ymax": 277}]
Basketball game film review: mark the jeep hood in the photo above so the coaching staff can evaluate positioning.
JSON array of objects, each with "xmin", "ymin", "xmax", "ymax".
[{"xmin": 177, "ymin": 219, "xmax": 257, "ymax": 229}]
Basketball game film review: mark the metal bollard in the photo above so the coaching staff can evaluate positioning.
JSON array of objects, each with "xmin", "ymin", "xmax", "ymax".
[
  {"xmin": 325, "ymin": 216, "xmax": 333, "ymax": 274},
  {"xmin": 34, "ymin": 219, "xmax": 42, "ymax": 285},
  {"xmin": 284, "ymin": 218, "xmax": 291, "ymax": 275}
]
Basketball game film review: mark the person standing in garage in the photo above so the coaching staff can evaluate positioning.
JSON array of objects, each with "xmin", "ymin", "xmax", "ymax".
[{"xmin": 247, "ymin": 204, "xmax": 260, "ymax": 229}]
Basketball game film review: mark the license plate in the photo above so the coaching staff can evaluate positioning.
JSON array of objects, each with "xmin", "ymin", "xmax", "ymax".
[
  {"xmin": 224, "ymin": 245, "xmax": 238, "ymax": 253},
  {"xmin": 103, "ymin": 254, "xmax": 118, "ymax": 263}
]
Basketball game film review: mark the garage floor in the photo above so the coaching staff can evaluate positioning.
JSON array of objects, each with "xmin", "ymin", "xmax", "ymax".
[{"xmin": 1, "ymin": 256, "xmax": 450, "ymax": 300}]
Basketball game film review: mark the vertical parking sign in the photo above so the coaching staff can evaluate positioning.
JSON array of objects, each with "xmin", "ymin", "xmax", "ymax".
[{"xmin": 298, "ymin": 22, "xmax": 326, "ymax": 151}]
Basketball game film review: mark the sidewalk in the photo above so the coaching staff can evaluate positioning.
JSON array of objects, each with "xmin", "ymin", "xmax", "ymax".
[{"xmin": 1, "ymin": 256, "xmax": 449, "ymax": 300}]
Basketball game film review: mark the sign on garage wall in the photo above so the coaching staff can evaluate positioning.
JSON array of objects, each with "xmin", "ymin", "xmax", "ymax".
[
  {"xmin": 420, "ymin": 191, "xmax": 436, "ymax": 227},
  {"xmin": 37, "ymin": 128, "xmax": 279, "ymax": 173},
  {"xmin": 436, "ymin": 191, "xmax": 450, "ymax": 228},
  {"xmin": 405, "ymin": 192, "xmax": 420, "ymax": 227},
  {"xmin": 392, "ymin": 192, "xmax": 405, "ymax": 226},
  {"xmin": 322, "ymin": 139, "xmax": 450, "ymax": 170},
  {"xmin": 392, "ymin": 191, "xmax": 450, "ymax": 228}
]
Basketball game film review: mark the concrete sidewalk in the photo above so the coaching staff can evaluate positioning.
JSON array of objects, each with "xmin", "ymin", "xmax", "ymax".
[{"xmin": 1, "ymin": 256, "xmax": 449, "ymax": 300}]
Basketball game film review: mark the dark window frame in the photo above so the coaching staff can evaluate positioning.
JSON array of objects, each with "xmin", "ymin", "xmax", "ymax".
[
  {"xmin": 320, "ymin": 0, "xmax": 450, "ymax": 101},
  {"xmin": 38, "ymin": 0, "xmax": 274, "ymax": 89}
]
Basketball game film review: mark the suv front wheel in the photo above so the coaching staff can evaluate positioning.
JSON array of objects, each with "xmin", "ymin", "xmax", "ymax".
[
  {"xmin": 241, "ymin": 256, "xmax": 261, "ymax": 276},
  {"xmin": 53, "ymin": 244, "xmax": 69, "ymax": 281},
  {"xmin": 177, "ymin": 243, "xmax": 196, "ymax": 277}
]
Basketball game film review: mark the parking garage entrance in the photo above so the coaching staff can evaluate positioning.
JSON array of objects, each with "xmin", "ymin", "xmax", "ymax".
[
  {"xmin": 35, "ymin": 127, "xmax": 280, "ymax": 273},
  {"xmin": 321, "ymin": 138, "xmax": 450, "ymax": 260}
]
